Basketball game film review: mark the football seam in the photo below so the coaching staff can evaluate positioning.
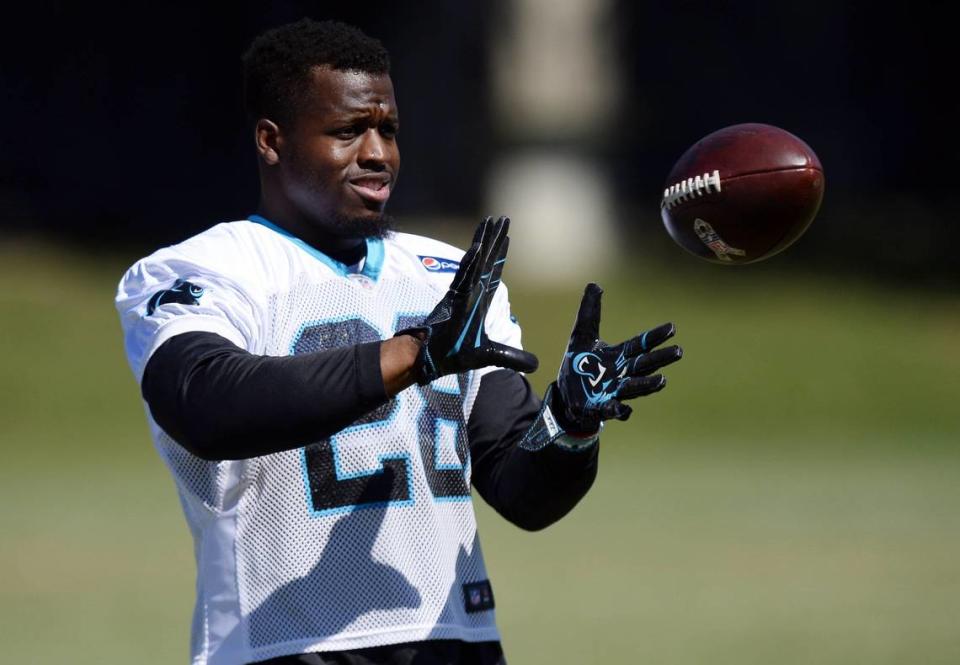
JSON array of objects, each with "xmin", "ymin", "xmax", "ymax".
[
  {"xmin": 662, "ymin": 165, "xmax": 822, "ymax": 210},
  {"xmin": 721, "ymin": 164, "xmax": 823, "ymax": 180}
]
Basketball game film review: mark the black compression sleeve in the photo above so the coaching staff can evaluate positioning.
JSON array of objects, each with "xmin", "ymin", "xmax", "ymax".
[
  {"xmin": 468, "ymin": 370, "xmax": 599, "ymax": 531},
  {"xmin": 141, "ymin": 332, "xmax": 387, "ymax": 461}
]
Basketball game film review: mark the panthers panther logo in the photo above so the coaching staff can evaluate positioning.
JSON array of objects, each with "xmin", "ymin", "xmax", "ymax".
[
  {"xmin": 573, "ymin": 352, "xmax": 609, "ymax": 388},
  {"xmin": 146, "ymin": 279, "xmax": 205, "ymax": 316},
  {"xmin": 570, "ymin": 351, "xmax": 620, "ymax": 407}
]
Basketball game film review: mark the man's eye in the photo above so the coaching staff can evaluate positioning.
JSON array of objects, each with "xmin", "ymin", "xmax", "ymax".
[
  {"xmin": 334, "ymin": 125, "xmax": 361, "ymax": 139},
  {"xmin": 381, "ymin": 123, "xmax": 398, "ymax": 138}
]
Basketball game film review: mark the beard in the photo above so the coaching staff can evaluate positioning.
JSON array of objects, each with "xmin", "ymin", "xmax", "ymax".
[{"xmin": 324, "ymin": 211, "xmax": 398, "ymax": 239}]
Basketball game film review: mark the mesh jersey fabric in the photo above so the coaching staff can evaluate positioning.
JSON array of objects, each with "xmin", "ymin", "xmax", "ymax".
[{"xmin": 115, "ymin": 218, "xmax": 524, "ymax": 665}]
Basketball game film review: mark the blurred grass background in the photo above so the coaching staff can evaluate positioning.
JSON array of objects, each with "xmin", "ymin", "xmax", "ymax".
[{"xmin": 1, "ymin": 239, "xmax": 958, "ymax": 664}]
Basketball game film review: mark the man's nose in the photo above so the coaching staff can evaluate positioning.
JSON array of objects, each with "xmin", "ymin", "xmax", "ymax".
[{"xmin": 358, "ymin": 129, "xmax": 387, "ymax": 169}]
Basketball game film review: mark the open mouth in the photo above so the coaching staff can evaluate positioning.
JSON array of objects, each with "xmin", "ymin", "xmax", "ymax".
[{"xmin": 348, "ymin": 176, "xmax": 391, "ymax": 205}]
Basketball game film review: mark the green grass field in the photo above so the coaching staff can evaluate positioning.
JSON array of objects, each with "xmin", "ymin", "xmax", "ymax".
[{"xmin": 1, "ymin": 239, "xmax": 958, "ymax": 663}]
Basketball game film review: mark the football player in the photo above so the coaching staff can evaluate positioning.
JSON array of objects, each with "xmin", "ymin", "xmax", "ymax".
[{"xmin": 116, "ymin": 19, "xmax": 681, "ymax": 665}]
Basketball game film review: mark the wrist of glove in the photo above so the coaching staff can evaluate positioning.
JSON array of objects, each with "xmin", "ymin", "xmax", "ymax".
[
  {"xmin": 393, "ymin": 327, "xmax": 436, "ymax": 386},
  {"xmin": 518, "ymin": 383, "xmax": 603, "ymax": 453},
  {"xmin": 394, "ymin": 315, "xmax": 450, "ymax": 386}
]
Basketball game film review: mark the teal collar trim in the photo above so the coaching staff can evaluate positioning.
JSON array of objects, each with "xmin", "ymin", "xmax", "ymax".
[{"xmin": 248, "ymin": 214, "xmax": 384, "ymax": 281}]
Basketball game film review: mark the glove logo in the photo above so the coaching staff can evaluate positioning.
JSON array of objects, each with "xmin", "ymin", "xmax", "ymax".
[
  {"xmin": 575, "ymin": 352, "xmax": 607, "ymax": 388},
  {"xmin": 146, "ymin": 279, "xmax": 205, "ymax": 315},
  {"xmin": 419, "ymin": 255, "xmax": 461, "ymax": 273},
  {"xmin": 572, "ymin": 352, "xmax": 615, "ymax": 401}
]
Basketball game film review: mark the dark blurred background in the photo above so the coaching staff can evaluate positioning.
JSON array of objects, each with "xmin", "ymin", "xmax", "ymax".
[{"xmin": 2, "ymin": 0, "xmax": 957, "ymax": 282}]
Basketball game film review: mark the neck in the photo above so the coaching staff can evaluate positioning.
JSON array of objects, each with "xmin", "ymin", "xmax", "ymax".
[{"xmin": 256, "ymin": 196, "xmax": 365, "ymax": 257}]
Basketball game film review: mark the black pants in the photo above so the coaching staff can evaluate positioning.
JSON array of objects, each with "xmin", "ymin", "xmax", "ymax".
[{"xmin": 255, "ymin": 640, "xmax": 506, "ymax": 665}]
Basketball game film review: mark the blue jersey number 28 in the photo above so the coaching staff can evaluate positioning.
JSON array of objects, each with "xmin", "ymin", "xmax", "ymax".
[{"xmin": 292, "ymin": 316, "xmax": 471, "ymax": 516}]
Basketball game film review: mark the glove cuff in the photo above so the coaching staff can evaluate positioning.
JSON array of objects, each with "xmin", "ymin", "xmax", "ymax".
[
  {"xmin": 420, "ymin": 346, "xmax": 441, "ymax": 385},
  {"xmin": 394, "ymin": 326, "xmax": 437, "ymax": 386},
  {"xmin": 518, "ymin": 384, "xmax": 600, "ymax": 452},
  {"xmin": 555, "ymin": 426, "xmax": 602, "ymax": 451}
]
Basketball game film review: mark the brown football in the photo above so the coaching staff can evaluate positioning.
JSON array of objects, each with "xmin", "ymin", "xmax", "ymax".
[{"xmin": 660, "ymin": 123, "xmax": 824, "ymax": 264}]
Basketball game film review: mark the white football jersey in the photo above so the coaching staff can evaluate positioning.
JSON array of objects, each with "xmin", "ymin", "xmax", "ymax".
[{"xmin": 115, "ymin": 216, "xmax": 523, "ymax": 665}]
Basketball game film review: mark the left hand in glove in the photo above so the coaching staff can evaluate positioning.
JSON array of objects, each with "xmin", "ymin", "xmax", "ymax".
[{"xmin": 548, "ymin": 282, "xmax": 683, "ymax": 438}]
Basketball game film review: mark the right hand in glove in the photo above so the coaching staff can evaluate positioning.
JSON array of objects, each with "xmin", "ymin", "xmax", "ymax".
[{"xmin": 396, "ymin": 216, "xmax": 539, "ymax": 385}]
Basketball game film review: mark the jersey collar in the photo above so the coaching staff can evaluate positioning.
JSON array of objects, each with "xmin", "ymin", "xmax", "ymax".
[{"xmin": 248, "ymin": 214, "xmax": 384, "ymax": 282}]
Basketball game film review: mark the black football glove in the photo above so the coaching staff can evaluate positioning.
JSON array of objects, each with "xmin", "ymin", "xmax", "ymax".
[
  {"xmin": 397, "ymin": 216, "xmax": 539, "ymax": 385},
  {"xmin": 548, "ymin": 282, "xmax": 682, "ymax": 436}
]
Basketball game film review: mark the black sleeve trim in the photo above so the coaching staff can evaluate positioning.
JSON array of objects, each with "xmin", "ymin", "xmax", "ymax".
[
  {"xmin": 141, "ymin": 331, "xmax": 388, "ymax": 461},
  {"xmin": 468, "ymin": 369, "xmax": 599, "ymax": 531}
]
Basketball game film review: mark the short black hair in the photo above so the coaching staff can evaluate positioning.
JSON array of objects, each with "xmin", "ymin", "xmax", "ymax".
[{"xmin": 242, "ymin": 18, "xmax": 391, "ymax": 126}]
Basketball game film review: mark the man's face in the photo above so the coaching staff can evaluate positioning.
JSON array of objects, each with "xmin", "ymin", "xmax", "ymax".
[{"xmin": 278, "ymin": 67, "xmax": 400, "ymax": 237}]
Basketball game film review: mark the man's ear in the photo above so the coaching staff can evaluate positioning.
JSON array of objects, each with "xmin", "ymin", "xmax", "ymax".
[{"xmin": 255, "ymin": 119, "xmax": 282, "ymax": 165}]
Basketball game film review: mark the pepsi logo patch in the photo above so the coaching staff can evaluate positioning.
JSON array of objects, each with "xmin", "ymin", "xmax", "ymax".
[{"xmin": 419, "ymin": 255, "xmax": 460, "ymax": 273}]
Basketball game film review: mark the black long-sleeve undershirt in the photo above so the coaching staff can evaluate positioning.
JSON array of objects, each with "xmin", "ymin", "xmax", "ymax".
[
  {"xmin": 141, "ymin": 332, "xmax": 387, "ymax": 460},
  {"xmin": 142, "ymin": 331, "xmax": 597, "ymax": 530},
  {"xmin": 466, "ymin": 369, "xmax": 598, "ymax": 531}
]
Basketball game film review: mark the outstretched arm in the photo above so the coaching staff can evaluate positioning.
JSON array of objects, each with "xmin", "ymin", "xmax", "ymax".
[
  {"xmin": 469, "ymin": 283, "xmax": 682, "ymax": 531},
  {"xmin": 469, "ymin": 369, "xmax": 599, "ymax": 532}
]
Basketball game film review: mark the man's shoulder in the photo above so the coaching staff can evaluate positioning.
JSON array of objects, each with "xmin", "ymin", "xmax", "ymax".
[
  {"xmin": 117, "ymin": 219, "xmax": 270, "ymax": 299},
  {"xmin": 125, "ymin": 219, "xmax": 280, "ymax": 271},
  {"xmin": 139, "ymin": 219, "xmax": 270, "ymax": 266}
]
